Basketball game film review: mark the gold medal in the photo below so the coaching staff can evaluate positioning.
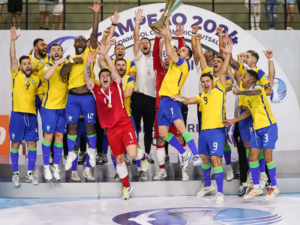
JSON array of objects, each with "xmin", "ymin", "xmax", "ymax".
[
  {"xmin": 108, "ymin": 103, "xmax": 112, "ymax": 108},
  {"xmin": 148, "ymin": 69, "xmax": 150, "ymax": 75}
]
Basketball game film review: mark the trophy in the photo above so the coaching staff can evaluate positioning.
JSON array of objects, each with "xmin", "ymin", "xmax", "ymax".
[{"xmin": 150, "ymin": 0, "xmax": 184, "ymax": 32}]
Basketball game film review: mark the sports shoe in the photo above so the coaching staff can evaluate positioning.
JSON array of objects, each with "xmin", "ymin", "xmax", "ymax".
[
  {"xmin": 102, "ymin": 154, "xmax": 108, "ymax": 164},
  {"xmin": 96, "ymin": 153, "xmax": 102, "ymax": 164},
  {"xmin": 43, "ymin": 166, "xmax": 53, "ymax": 181},
  {"xmin": 265, "ymin": 187, "xmax": 280, "ymax": 200},
  {"xmin": 138, "ymin": 171, "xmax": 148, "ymax": 181},
  {"xmin": 259, "ymin": 173, "xmax": 268, "ymax": 189},
  {"xmin": 71, "ymin": 171, "xmax": 81, "ymax": 182},
  {"xmin": 192, "ymin": 155, "xmax": 203, "ymax": 166},
  {"xmin": 25, "ymin": 172, "xmax": 39, "ymax": 185},
  {"xmin": 146, "ymin": 153, "xmax": 155, "ymax": 164},
  {"xmin": 251, "ymin": 27, "xmax": 255, "ymax": 31},
  {"xmin": 182, "ymin": 168, "xmax": 189, "ymax": 181},
  {"xmin": 65, "ymin": 151, "xmax": 77, "ymax": 171},
  {"xmin": 197, "ymin": 183, "xmax": 215, "ymax": 197},
  {"xmin": 215, "ymin": 192, "xmax": 225, "ymax": 204},
  {"xmin": 256, "ymin": 27, "xmax": 261, "ymax": 30},
  {"xmin": 78, "ymin": 152, "xmax": 86, "ymax": 165},
  {"xmin": 154, "ymin": 169, "xmax": 167, "ymax": 180},
  {"xmin": 165, "ymin": 155, "xmax": 170, "ymax": 164},
  {"xmin": 226, "ymin": 166, "xmax": 234, "ymax": 181},
  {"xmin": 122, "ymin": 186, "xmax": 133, "ymax": 200},
  {"xmin": 113, "ymin": 173, "xmax": 121, "ymax": 182},
  {"xmin": 238, "ymin": 183, "xmax": 249, "ymax": 197},
  {"xmin": 87, "ymin": 148, "xmax": 96, "ymax": 167},
  {"xmin": 51, "ymin": 165, "xmax": 61, "ymax": 181},
  {"xmin": 244, "ymin": 187, "xmax": 263, "ymax": 199},
  {"xmin": 141, "ymin": 159, "xmax": 148, "ymax": 172},
  {"xmin": 82, "ymin": 168, "xmax": 95, "ymax": 181},
  {"xmin": 287, "ymin": 26, "xmax": 294, "ymax": 30},
  {"xmin": 131, "ymin": 159, "xmax": 136, "ymax": 164},
  {"xmin": 125, "ymin": 154, "xmax": 132, "ymax": 165},
  {"xmin": 12, "ymin": 173, "xmax": 20, "ymax": 187},
  {"xmin": 181, "ymin": 151, "xmax": 192, "ymax": 169}
]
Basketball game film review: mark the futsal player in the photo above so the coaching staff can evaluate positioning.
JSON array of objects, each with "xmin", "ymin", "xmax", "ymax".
[
  {"xmin": 9, "ymin": 27, "xmax": 44, "ymax": 186},
  {"xmin": 223, "ymin": 70, "xmax": 279, "ymax": 200},
  {"xmin": 41, "ymin": 43, "xmax": 68, "ymax": 181},
  {"xmin": 157, "ymin": 20, "xmax": 202, "ymax": 169},
  {"xmin": 172, "ymin": 33, "xmax": 233, "ymax": 203},
  {"xmin": 61, "ymin": 1, "xmax": 103, "ymax": 171},
  {"xmin": 84, "ymin": 39, "xmax": 148, "ymax": 200}
]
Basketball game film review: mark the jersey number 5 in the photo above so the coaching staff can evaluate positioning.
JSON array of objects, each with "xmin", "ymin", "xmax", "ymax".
[{"xmin": 204, "ymin": 97, "xmax": 208, "ymax": 105}]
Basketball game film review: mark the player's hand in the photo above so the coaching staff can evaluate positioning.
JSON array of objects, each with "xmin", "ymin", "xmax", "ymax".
[
  {"xmin": 220, "ymin": 32, "xmax": 233, "ymax": 54},
  {"xmin": 232, "ymin": 89, "xmax": 239, "ymax": 95},
  {"xmin": 155, "ymin": 31, "xmax": 163, "ymax": 39},
  {"xmin": 173, "ymin": 23, "xmax": 184, "ymax": 37},
  {"xmin": 29, "ymin": 49, "xmax": 34, "ymax": 55},
  {"xmin": 88, "ymin": 1, "xmax": 103, "ymax": 14},
  {"xmin": 135, "ymin": 9, "xmax": 145, "ymax": 22},
  {"xmin": 72, "ymin": 57, "xmax": 84, "ymax": 63},
  {"xmin": 10, "ymin": 26, "xmax": 21, "ymax": 41},
  {"xmin": 171, "ymin": 95, "xmax": 184, "ymax": 102},
  {"xmin": 222, "ymin": 119, "xmax": 235, "ymax": 127},
  {"xmin": 216, "ymin": 27, "xmax": 223, "ymax": 34},
  {"xmin": 195, "ymin": 33, "xmax": 202, "ymax": 41},
  {"xmin": 86, "ymin": 50, "xmax": 97, "ymax": 64},
  {"xmin": 237, "ymin": 52, "xmax": 244, "ymax": 63},
  {"xmin": 110, "ymin": 11, "xmax": 120, "ymax": 24},
  {"xmin": 102, "ymin": 30, "xmax": 110, "ymax": 43},
  {"xmin": 157, "ymin": 26, "xmax": 168, "ymax": 37},
  {"xmin": 106, "ymin": 38, "xmax": 116, "ymax": 50},
  {"xmin": 97, "ymin": 40, "xmax": 110, "ymax": 56},
  {"xmin": 56, "ymin": 57, "xmax": 67, "ymax": 65},
  {"xmin": 192, "ymin": 25, "xmax": 199, "ymax": 33},
  {"xmin": 263, "ymin": 49, "xmax": 273, "ymax": 59}
]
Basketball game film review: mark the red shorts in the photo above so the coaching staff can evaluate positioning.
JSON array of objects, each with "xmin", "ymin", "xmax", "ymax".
[
  {"xmin": 154, "ymin": 109, "xmax": 180, "ymax": 139},
  {"xmin": 106, "ymin": 119, "xmax": 137, "ymax": 157}
]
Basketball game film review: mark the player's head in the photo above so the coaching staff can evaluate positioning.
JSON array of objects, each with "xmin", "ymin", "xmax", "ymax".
[
  {"xmin": 114, "ymin": 44, "xmax": 125, "ymax": 59},
  {"xmin": 177, "ymin": 45, "xmax": 192, "ymax": 61},
  {"xmin": 115, "ymin": 58, "xmax": 127, "ymax": 77},
  {"xmin": 33, "ymin": 38, "xmax": 47, "ymax": 58},
  {"xmin": 242, "ymin": 70, "xmax": 259, "ymax": 89},
  {"xmin": 87, "ymin": 38, "xmax": 91, "ymax": 47},
  {"xmin": 19, "ymin": 55, "xmax": 32, "ymax": 76},
  {"xmin": 140, "ymin": 37, "xmax": 151, "ymax": 55},
  {"xmin": 204, "ymin": 50, "xmax": 215, "ymax": 66},
  {"xmin": 74, "ymin": 35, "xmax": 87, "ymax": 54},
  {"xmin": 49, "ymin": 43, "xmax": 63, "ymax": 61},
  {"xmin": 244, "ymin": 50, "xmax": 259, "ymax": 67},
  {"xmin": 162, "ymin": 57, "xmax": 170, "ymax": 71},
  {"xmin": 212, "ymin": 56, "xmax": 224, "ymax": 73},
  {"xmin": 200, "ymin": 73, "xmax": 214, "ymax": 93},
  {"xmin": 99, "ymin": 69, "xmax": 112, "ymax": 89}
]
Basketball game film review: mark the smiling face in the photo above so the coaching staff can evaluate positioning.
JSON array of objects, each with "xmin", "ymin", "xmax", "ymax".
[
  {"xmin": 50, "ymin": 46, "xmax": 63, "ymax": 61},
  {"xmin": 241, "ymin": 72, "xmax": 254, "ymax": 90},
  {"xmin": 140, "ymin": 39, "xmax": 151, "ymax": 55},
  {"xmin": 99, "ymin": 71, "xmax": 112, "ymax": 89},
  {"xmin": 162, "ymin": 57, "xmax": 170, "ymax": 71},
  {"xmin": 212, "ymin": 57, "xmax": 223, "ymax": 73},
  {"xmin": 244, "ymin": 52, "xmax": 257, "ymax": 68},
  {"xmin": 204, "ymin": 51, "xmax": 215, "ymax": 67},
  {"xmin": 35, "ymin": 40, "xmax": 48, "ymax": 58},
  {"xmin": 20, "ymin": 58, "xmax": 32, "ymax": 76},
  {"xmin": 74, "ymin": 36, "xmax": 87, "ymax": 54},
  {"xmin": 116, "ymin": 60, "xmax": 126, "ymax": 77},
  {"xmin": 114, "ymin": 45, "xmax": 125, "ymax": 59},
  {"xmin": 201, "ymin": 75, "xmax": 214, "ymax": 93}
]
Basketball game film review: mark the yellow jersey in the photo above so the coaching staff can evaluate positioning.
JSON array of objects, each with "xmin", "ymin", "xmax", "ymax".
[
  {"xmin": 159, "ymin": 58, "xmax": 190, "ymax": 97},
  {"xmin": 66, "ymin": 47, "xmax": 95, "ymax": 90},
  {"xmin": 195, "ymin": 81, "xmax": 226, "ymax": 130},
  {"xmin": 121, "ymin": 75, "xmax": 135, "ymax": 116},
  {"xmin": 11, "ymin": 68, "xmax": 44, "ymax": 115},
  {"xmin": 243, "ymin": 84, "xmax": 276, "ymax": 130},
  {"xmin": 42, "ymin": 59, "xmax": 69, "ymax": 109},
  {"xmin": 202, "ymin": 66, "xmax": 233, "ymax": 87},
  {"xmin": 238, "ymin": 63, "xmax": 269, "ymax": 108},
  {"xmin": 110, "ymin": 59, "xmax": 136, "ymax": 76}
]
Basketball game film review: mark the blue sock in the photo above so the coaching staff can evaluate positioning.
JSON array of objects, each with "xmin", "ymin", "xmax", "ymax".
[
  {"xmin": 214, "ymin": 166, "xmax": 224, "ymax": 193},
  {"xmin": 136, "ymin": 160, "xmax": 141, "ymax": 168},
  {"xmin": 72, "ymin": 151, "xmax": 78, "ymax": 171},
  {"xmin": 224, "ymin": 144, "xmax": 231, "ymax": 165},
  {"xmin": 10, "ymin": 148, "xmax": 19, "ymax": 173},
  {"xmin": 67, "ymin": 135, "xmax": 77, "ymax": 153},
  {"xmin": 259, "ymin": 150, "xmax": 265, "ymax": 173},
  {"xmin": 202, "ymin": 162, "xmax": 211, "ymax": 187},
  {"xmin": 28, "ymin": 148, "xmax": 37, "ymax": 171},
  {"xmin": 182, "ymin": 131, "xmax": 198, "ymax": 157},
  {"xmin": 87, "ymin": 134, "xmax": 96, "ymax": 149},
  {"xmin": 267, "ymin": 161, "xmax": 277, "ymax": 187},
  {"xmin": 250, "ymin": 161, "xmax": 260, "ymax": 186},
  {"xmin": 111, "ymin": 152, "xmax": 117, "ymax": 170},
  {"xmin": 53, "ymin": 142, "xmax": 63, "ymax": 165},
  {"xmin": 42, "ymin": 139, "xmax": 51, "ymax": 165},
  {"xmin": 102, "ymin": 131, "xmax": 109, "ymax": 155},
  {"xmin": 165, "ymin": 133, "xmax": 186, "ymax": 155},
  {"xmin": 86, "ymin": 154, "xmax": 91, "ymax": 168}
]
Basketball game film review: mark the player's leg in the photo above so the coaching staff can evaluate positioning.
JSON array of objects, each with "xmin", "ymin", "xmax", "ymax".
[
  {"xmin": 82, "ymin": 131, "xmax": 95, "ymax": 182},
  {"xmin": 0, "ymin": 4, "xmax": 3, "ymax": 24},
  {"xmin": 272, "ymin": 0, "xmax": 278, "ymax": 29},
  {"xmin": 26, "ymin": 141, "xmax": 39, "ymax": 185},
  {"xmin": 71, "ymin": 145, "xmax": 80, "ymax": 182},
  {"xmin": 224, "ymin": 139, "xmax": 234, "ymax": 181},
  {"xmin": 250, "ymin": 4, "xmax": 255, "ymax": 30},
  {"xmin": 254, "ymin": 3, "xmax": 261, "ymax": 30},
  {"xmin": 10, "ymin": 141, "xmax": 21, "ymax": 186},
  {"xmin": 102, "ymin": 129, "xmax": 109, "ymax": 163},
  {"xmin": 265, "ymin": 0, "xmax": 272, "ymax": 29},
  {"xmin": 288, "ymin": 4, "xmax": 295, "ymax": 28},
  {"xmin": 95, "ymin": 116, "xmax": 104, "ymax": 164}
]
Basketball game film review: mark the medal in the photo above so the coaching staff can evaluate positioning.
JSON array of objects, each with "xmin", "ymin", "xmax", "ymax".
[
  {"xmin": 108, "ymin": 103, "xmax": 112, "ymax": 108},
  {"xmin": 148, "ymin": 69, "xmax": 150, "ymax": 75},
  {"xmin": 101, "ymin": 87, "xmax": 112, "ymax": 108}
]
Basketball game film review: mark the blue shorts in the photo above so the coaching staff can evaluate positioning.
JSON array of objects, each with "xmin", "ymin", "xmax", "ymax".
[
  {"xmin": 41, "ymin": 107, "xmax": 66, "ymax": 134},
  {"xmin": 129, "ymin": 115, "xmax": 138, "ymax": 142},
  {"xmin": 35, "ymin": 96, "xmax": 42, "ymax": 115},
  {"xmin": 250, "ymin": 123, "xmax": 278, "ymax": 149},
  {"xmin": 9, "ymin": 111, "xmax": 39, "ymax": 142},
  {"xmin": 157, "ymin": 97, "xmax": 183, "ymax": 127},
  {"xmin": 75, "ymin": 118, "xmax": 88, "ymax": 147},
  {"xmin": 239, "ymin": 109, "xmax": 254, "ymax": 142},
  {"xmin": 198, "ymin": 128, "xmax": 226, "ymax": 157},
  {"xmin": 66, "ymin": 94, "xmax": 96, "ymax": 124}
]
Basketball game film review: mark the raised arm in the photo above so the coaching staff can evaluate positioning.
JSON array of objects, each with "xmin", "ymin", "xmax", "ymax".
[
  {"xmin": 10, "ymin": 27, "xmax": 20, "ymax": 72},
  {"xmin": 263, "ymin": 50, "xmax": 275, "ymax": 87},
  {"xmin": 219, "ymin": 33, "xmax": 233, "ymax": 87},
  {"xmin": 195, "ymin": 34, "xmax": 208, "ymax": 71},
  {"xmin": 43, "ymin": 58, "xmax": 67, "ymax": 80},
  {"xmin": 216, "ymin": 27, "xmax": 225, "ymax": 58},
  {"xmin": 108, "ymin": 11, "xmax": 120, "ymax": 40},
  {"xmin": 84, "ymin": 50, "xmax": 97, "ymax": 91},
  {"xmin": 153, "ymin": 32, "xmax": 164, "ymax": 71},
  {"xmin": 133, "ymin": 9, "xmax": 144, "ymax": 56},
  {"xmin": 230, "ymin": 53, "xmax": 241, "ymax": 71},
  {"xmin": 233, "ymin": 88, "xmax": 261, "ymax": 96},
  {"xmin": 173, "ymin": 23, "xmax": 185, "ymax": 49},
  {"xmin": 88, "ymin": 1, "xmax": 103, "ymax": 49},
  {"xmin": 191, "ymin": 26, "xmax": 200, "ymax": 67}
]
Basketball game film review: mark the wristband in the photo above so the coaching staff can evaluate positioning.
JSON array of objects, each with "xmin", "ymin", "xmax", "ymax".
[
  {"xmin": 112, "ymin": 23, "xmax": 117, "ymax": 26},
  {"xmin": 174, "ymin": 97, "xmax": 185, "ymax": 102},
  {"xmin": 218, "ymin": 33, "xmax": 225, "ymax": 36},
  {"xmin": 268, "ymin": 58, "xmax": 273, "ymax": 61},
  {"xmin": 70, "ymin": 58, "xmax": 74, "ymax": 63},
  {"xmin": 135, "ymin": 20, "xmax": 141, "ymax": 23},
  {"xmin": 177, "ymin": 35, "xmax": 183, "ymax": 38},
  {"xmin": 192, "ymin": 32, "xmax": 197, "ymax": 35}
]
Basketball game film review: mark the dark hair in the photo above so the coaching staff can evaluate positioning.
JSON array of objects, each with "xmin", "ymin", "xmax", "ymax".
[
  {"xmin": 74, "ymin": 35, "xmax": 86, "ymax": 42},
  {"xmin": 246, "ymin": 70, "xmax": 259, "ymax": 82},
  {"xmin": 115, "ymin": 58, "xmax": 126, "ymax": 65},
  {"xmin": 99, "ymin": 68, "xmax": 111, "ymax": 77},
  {"xmin": 141, "ymin": 37, "xmax": 151, "ymax": 46},
  {"xmin": 87, "ymin": 38, "xmax": 90, "ymax": 42},
  {"xmin": 49, "ymin": 43, "xmax": 63, "ymax": 52},
  {"xmin": 114, "ymin": 44, "xmax": 125, "ymax": 50},
  {"xmin": 204, "ymin": 50, "xmax": 214, "ymax": 55},
  {"xmin": 215, "ymin": 56, "xmax": 224, "ymax": 62},
  {"xmin": 173, "ymin": 45, "xmax": 178, "ymax": 53},
  {"xmin": 246, "ymin": 50, "xmax": 259, "ymax": 62},
  {"xmin": 33, "ymin": 38, "xmax": 44, "ymax": 47},
  {"xmin": 201, "ymin": 73, "xmax": 213, "ymax": 81},
  {"xmin": 19, "ymin": 55, "xmax": 31, "ymax": 64},
  {"xmin": 185, "ymin": 45, "xmax": 193, "ymax": 61}
]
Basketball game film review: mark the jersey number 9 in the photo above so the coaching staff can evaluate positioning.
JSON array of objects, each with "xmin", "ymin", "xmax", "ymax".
[
  {"xmin": 62, "ymin": 76, "xmax": 67, "ymax": 83},
  {"xmin": 204, "ymin": 97, "xmax": 208, "ymax": 105}
]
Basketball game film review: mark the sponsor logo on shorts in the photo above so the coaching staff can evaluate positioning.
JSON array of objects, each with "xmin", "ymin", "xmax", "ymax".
[
  {"xmin": 12, "ymin": 133, "xmax": 15, "ymax": 139},
  {"xmin": 68, "ymin": 116, "xmax": 72, "ymax": 121},
  {"xmin": 46, "ymin": 125, "xmax": 50, "ymax": 131}
]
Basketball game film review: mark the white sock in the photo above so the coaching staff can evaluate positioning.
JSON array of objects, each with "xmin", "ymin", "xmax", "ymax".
[
  {"xmin": 116, "ymin": 162, "xmax": 128, "ymax": 179},
  {"xmin": 27, "ymin": 170, "xmax": 33, "ymax": 175},
  {"xmin": 181, "ymin": 151, "xmax": 188, "ymax": 158},
  {"xmin": 54, "ymin": 164, "xmax": 59, "ymax": 169},
  {"xmin": 260, "ymin": 172, "xmax": 266, "ymax": 177},
  {"xmin": 254, "ymin": 184, "xmax": 260, "ymax": 189},
  {"xmin": 134, "ymin": 148, "xmax": 145, "ymax": 160},
  {"xmin": 156, "ymin": 147, "xmax": 165, "ymax": 167},
  {"xmin": 44, "ymin": 165, "xmax": 49, "ymax": 169},
  {"xmin": 251, "ymin": 15, "xmax": 255, "ymax": 28},
  {"xmin": 85, "ymin": 167, "xmax": 91, "ymax": 172}
]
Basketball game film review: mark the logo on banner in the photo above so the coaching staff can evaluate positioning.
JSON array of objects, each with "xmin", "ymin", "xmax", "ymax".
[
  {"xmin": 0, "ymin": 115, "xmax": 10, "ymax": 155},
  {"xmin": 271, "ymin": 78, "xmax": 287, "ymax": 103},
  {"xmin": 112, "ymin": 207, "xmax": 282, "ymax": 225}
]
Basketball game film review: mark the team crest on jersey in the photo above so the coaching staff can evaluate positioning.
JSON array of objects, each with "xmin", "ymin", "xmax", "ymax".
[
  {"xmin": 32, "ymin": 80, "xmax": 36, "ymax": 85},
  {"xmin": 46, "ymin": 125, "xmax": 50, "ymax": 131},
  {"xmin": 68, "ymin": 116, "xmax": 72, "ymax": 121},
  {"xmin": 12, "ymin": 133, "xmax": 15, "ymax": 139}
]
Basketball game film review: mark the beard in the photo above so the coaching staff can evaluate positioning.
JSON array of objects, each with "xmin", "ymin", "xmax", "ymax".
[{"xmin": 38, "ymin": 49, "xmax": 47, "ymax": 58}]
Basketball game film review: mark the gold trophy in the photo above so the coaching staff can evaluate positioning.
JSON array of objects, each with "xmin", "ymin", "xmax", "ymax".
[{"xmin": 150, "ymin": 0, "xmax": 184, "ymax": 32}]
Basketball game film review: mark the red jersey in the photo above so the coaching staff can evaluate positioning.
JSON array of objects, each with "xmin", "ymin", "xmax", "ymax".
[
  {"xmin": 92, "ymin": 81, "xmax": 130, "ymax": 129},
  {"xmin": 153, "ymin": 36, "xmax": 185, "ymax": 109}
]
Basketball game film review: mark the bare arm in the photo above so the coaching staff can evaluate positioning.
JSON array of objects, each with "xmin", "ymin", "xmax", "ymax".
[
  {"xmin": 108, "ymin": 11, "xmax": 120, "ymax": 40},
  {"xmin": 171, "ymin": 95, "xmax": 199, "ymax": 105},
  {"xmin": 264, "ymin": 83, "xmax": 272, "ymax": 96},
  {"xmin": 216, "ymin": 27, "xmax": 225, "ymax": 58},
  {"xmin": 104, "ymin": 54, "xmax": 121, "ymax": 83},
  {"xmin": 226, "ymin": 84, "xmax": 233, "ymax": 92},
  {"xmin": 98, "ymin": 54, "xmax": 107, "ymax": 70},
  {"xmin": 84, "ymin": 62, "xmax": 95, "ymax": 91},
  {"xmin": 195, "ymin": 34, "xmax": 208, "ymax": 71},
  {"xmin": 263, "ymin": 50, "xmax": 275, "ymax": 87},
  {"xmin": 43, "ymin": 58, "xmax": 67, "ymax": 80},
  {"xmin": 191, "ymin": 26, "xmax": 200, "ymax": 67},
  {"xmin": 219, "ymin": 33, "xmax": 233, "ymax": 87},
  {"xmin": 60, "ymin": 62, "xmax": 72, "ymax": 77},
  {"xmin": 230, "ymin": 54, "xmax": 241, "ymax": 71},
  {"xmin": 133, "ymin": 9, "xmax": 144, "ymax": 56},
  {"xmin": 88, "ymin": 1, "xmax": 103, "ymax": 49},
  {"xmin": 223, "ymin": 107, "xmax": 251, "ymax": 126},
  {"xmin": 37, "ymin": 94, "xmax": 44, "ymax": 102},
  {"xmin": 235, "ymin": 89, "xmax": 262, "ymax": 96},
  {"xmin": 124, "ymin": 87, "xmax": 134, "ymax": 99},
  {"xmin": 234, "ymin": 70, "xmax": 241, "ymax": 86},
  {"xmin": 10, "ymin": 27, "xmax": 20, "ymax": 72}
]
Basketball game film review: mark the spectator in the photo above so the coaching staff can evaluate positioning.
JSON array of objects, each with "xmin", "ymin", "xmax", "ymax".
[
  {"xmin": 282, "ymin": 0, "xmax": 295, "ymax": 30},
  {"xmin": 0, "ymin": 0, "xmax": 4, "ymax": 25},
  {"xmin": 39, "ymin": 0, "xmax": 54, "ymax": 30},
  {"xmin": 245, "ymin": 0, "xmax": 261, "ymax": 30},
  {"xmin": 52, "ymin": 0, "xmax": 63, "ymax": 30},
  {"xmin": 297, "ymin": 0, "xmax": 300, "ymax": 13},
  {"xmin": 265, "ymin": 0, "xmax": 278, "ymax": 30},
  {"xmin": 7, "ymin": 0, "xmax": 22, "ymax": 30}
]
